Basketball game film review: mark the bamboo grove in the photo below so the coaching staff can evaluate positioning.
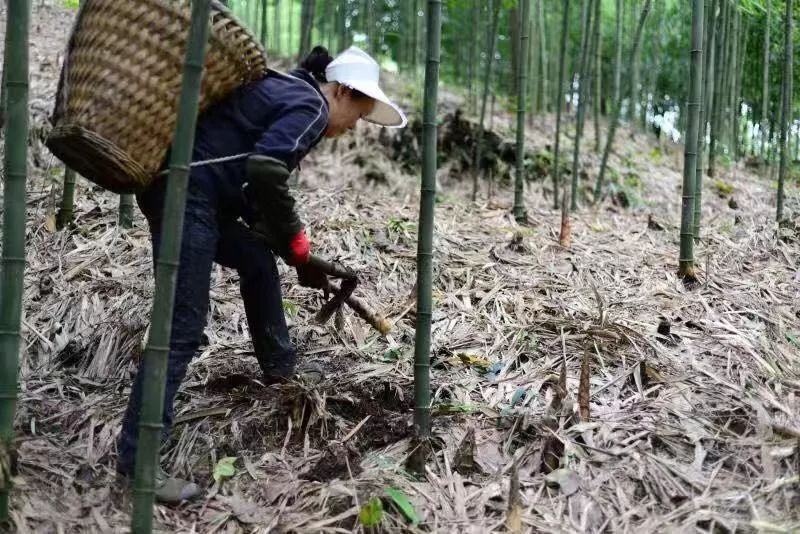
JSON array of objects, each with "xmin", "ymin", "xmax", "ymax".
[{"xmin": 229, "ymin": 0, "xmax": 800, "ymax": 226}]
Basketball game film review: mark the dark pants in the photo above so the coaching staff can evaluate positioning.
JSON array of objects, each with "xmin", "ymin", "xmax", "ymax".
[{"xmin": 116, "ymin": 168, "xmax": 294, "ymax": 475}]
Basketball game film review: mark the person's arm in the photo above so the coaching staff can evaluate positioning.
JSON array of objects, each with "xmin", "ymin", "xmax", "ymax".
[{"xmin": 245, "ymin": 95, "xmax": 327, "ymax": 265}]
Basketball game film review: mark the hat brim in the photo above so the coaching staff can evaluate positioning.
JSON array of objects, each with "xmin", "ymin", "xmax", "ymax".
[{"xmin": 345, "ymin": 81, "xmax": 407, "ymax": 128}]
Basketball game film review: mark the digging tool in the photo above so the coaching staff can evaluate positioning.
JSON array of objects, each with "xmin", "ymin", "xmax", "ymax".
[{"xmin": 247, "ymin": 228, "xmax": 392, "ymax": 335}]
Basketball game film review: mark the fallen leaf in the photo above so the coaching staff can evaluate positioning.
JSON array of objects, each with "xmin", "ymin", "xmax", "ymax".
[
  {"xmin": 384, "ymin": 487, "xmax": 419, "ymax": 526},
  {"xmin": 545, "ymin": 468, "xmax": 580, "ymax": 496}
]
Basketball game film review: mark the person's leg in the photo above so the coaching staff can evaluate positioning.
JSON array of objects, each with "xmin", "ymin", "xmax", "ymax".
[
  {"xmin": 215, "ymin": 220, "xmax": 296, "ymax": 379},
  {"xmin": 117, "ymin": 178, "xmax": 219, "ymax": 476}
]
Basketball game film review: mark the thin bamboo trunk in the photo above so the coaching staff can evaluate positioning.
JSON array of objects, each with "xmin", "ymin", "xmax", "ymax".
[
  {"xmin": 274, "ymin": 0, "xmax": 282, "ymax": 53},
  {"xmin": 695, "ymin": 0, "xmax": 717, "ymax": 237},
  {"xmin": 592, "ymin": 0, "xmax": 601, "ymax": 152},
  {"xmin": 569, "ymin": 0, "xmax": 593, "ymax": 211},
  {"xmin": 468, "ymin": 0, "xmax": 478, "ymax": 113},
  {"xmin": 513, "ymin": 0, "xmax": 531, "ymax": 222},
  {"xmin": 679, "ymin": 0, "xmax": 704, "ymax": 280},
  {"xmin": 471, "ymin": 0, "xmax": 500, "ymax": 201},
  {"xmin": 56, "ymin": 168, "xmax": 77, "ymax": 229},
  {"xmin": 551, "ymin": 0, "xmax": 570, "ymax": 209},
  {"xmin": 299, "ymin": 0, "xmax": 315, "ymax": 58},
  {"xmin": 593, "ymin": 0, "xmax": 651, "ymax": 202},
  {"xmin": 413, "ymin": 0, "xmax": 442, "ymax": 439},
  {"xmin": 776, "ymin": 0, "xmax": 792, "ymax": 222},
  {"xmin": 338, "ymin": 0, "xmax": 347, "ymax": 53},
  {"xmin": 630, "ymin": 1, "xmax": 642, "ymax": 129},
  {"xmin": 760, "ymin": 0, "xmax": 770, "ymax": 161},
  {"xmin": 537, "ymin": 0, "xmax": 548, "ymax": 112},
  {"xmin": 708, "ymin": 0, "xmax": 729, "ymax": 178},
  {"xmin": 130, "ymin": 1, "xmax": 212, "ymax": 531},
  {"xmin": 261, "ymin": 0, "xmax": 268, "ymax": 47},
  {"xmin": 0, "ymin": 0, "xmax": 30, "ymax": 523},
  {"xmin": 732, "ymin": 19, "xmax": 747, "ymax": 161},
  {"xmin": 613, "ymin": 0, "xmax": 622, "ymax": 113},
  {"xmin": 119, "ymin": 194, "xmax": 135, "ymax": 228},
  {"xmin": 694, "ymin": 0, "xmax": 714, "ymax": 238}
]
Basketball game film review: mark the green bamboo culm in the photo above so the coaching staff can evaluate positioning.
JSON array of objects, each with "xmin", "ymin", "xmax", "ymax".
[
  {"xmin": 56, "ymin": 0, "xmax": 82, "ymax": 230},
  {"xmin": 569, "ymin": 0, "xmax": 593, "ymax": 212},
  {"xmin": 0, "ymin": 0, "xmax": 31, "ymax": 524},
  {"xmin": 551, "ymin": 0, "xmax": 570, "ymax": 209},
  {"xmin": 413, "ymin": 0, "xmax": 442, "ymax": 438},
  {"xmin": 260, "ymin": 0, "xmax": 267, "ymax": 47},
  {"xmin": 593, "ymin": 0, "xmax": 651, "ymax": 202},
  {"xmin": 470, "ymin": 0, "xmax": 500, "ymax": 202},
  {"xmin": 56, "ymin": 168, "xmax": 77, "ymax": 229},
  {"xmin": 513, "ymin": 0, "xmax": 531, "ymax": 222},
  {"xmin": 678, "ymin": 0, "xmax": 704, "ymax": 280},
  {"xmin": 130, "ymin": 1, "xmax": 212, "ymax": 531},
  {"xmin": 694, "ymin": 0, "xmax": 716, "ymax": 239},
  {"xmin": 119, "ymin": 194, "xmax": 135, "ymax": 228},
  {"xmin": 775, "ymin": 0, "xmax": 792, "ymax": 223}
]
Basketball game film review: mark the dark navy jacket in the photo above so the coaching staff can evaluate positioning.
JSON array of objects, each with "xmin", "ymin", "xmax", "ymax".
[{"xmin": 189, "ymin": 68, "xmax": 329, "ymax": 219}]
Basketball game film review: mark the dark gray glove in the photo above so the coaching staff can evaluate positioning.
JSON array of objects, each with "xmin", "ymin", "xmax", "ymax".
[{"xmin": 244, "ymin": 155, "xmax": 303, "ymax": 251}]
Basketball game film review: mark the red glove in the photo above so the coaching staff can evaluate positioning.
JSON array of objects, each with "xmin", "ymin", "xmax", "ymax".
[{"xmin": 286, "ymin": 229, "xmax": 311, "ymax": 266}]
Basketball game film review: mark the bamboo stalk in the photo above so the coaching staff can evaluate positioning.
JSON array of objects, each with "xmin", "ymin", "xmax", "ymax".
[
  {"xmin": 551, "ymin": 0, "xmax": 570, "ymax": 209},
  {"xmin": 119, "ymin": 194, "xmax": 135, "ymax": 228},
  {"xmin": 569, "ymin": 0, "xmax": 593, "ymax": 212},
  {"xmin": 593, "ymin": 0, "xmax": 651, "ymax": 203},
  {"xmin": 413, "ymin": 0, "xmax": 442, "ymax": 439},
  {"xmin": 471, "ymin": 0, "xmax": 500, "ymax": 202},
  {"xmin": 130, "ymin": 1, "xmax": 212, "ymax": 531},
  {"xmin": 56, "ymin": 168, "xmax": 77, "ymax": 229},
  {"xmin": 678, "ymin": 0, "xmax": 704, "ymax": 280},
  {"xmin": 695, "ymin": 0, "xmax": 716, "ymax": 239},
  {"xmin": 760, "ymin": 0, "xmax": 770, "ymax": 162},
  {"xmin": 513, "ymin": 0, "xmax": 531, "ymax": 222},
  {"xmin": 0, "ymin": 0, "xmax": 30, "ymax": 523},
  {"xmin": 260, "ymin": 0, "xmax": 267, "ymax": 47},
  {"xmin": 776, "ymin": 0, "xmax": 793, "ymax": 222}
]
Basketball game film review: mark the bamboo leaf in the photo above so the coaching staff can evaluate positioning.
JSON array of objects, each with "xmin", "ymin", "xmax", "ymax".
[
  {"xmin": 213, "ymin": 456, "xmax": 238, "ymax": 484},
  {"xmin": 358, "ymin": 497, "xmax": 384, "ymax": 527},
  {"xmin": 384, "ymin": 487, "xmax": 419, "ymax": 525}
]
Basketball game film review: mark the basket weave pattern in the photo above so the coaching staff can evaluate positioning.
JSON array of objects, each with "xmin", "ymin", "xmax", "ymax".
[{"xmin": 46, "ymin": 0, "xmax": 267, "ymax": 193}]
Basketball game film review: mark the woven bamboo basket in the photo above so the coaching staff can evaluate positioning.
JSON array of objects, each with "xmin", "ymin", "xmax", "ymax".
[{"xmin": 46, "ymin": 0, "xmax": 267, "ymax": 194}]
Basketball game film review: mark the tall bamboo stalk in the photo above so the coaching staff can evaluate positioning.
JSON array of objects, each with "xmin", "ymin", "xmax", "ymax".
[
  {"xmin": 679, "ymin": 0, "xmax": 704, "ymax": 279},
  {"xmin": 413, "ymin": 0, "xmax": 442, "ymax": 439},
  {"xmin": 513, "ymin": 0, "xmax": 531, "ymax": 222},
  {"xmin": 759, "ymin": 0, "xmax": 770, "ymax": 161},
  {"xmin": 776, "ymin": 0, "xmax": 792, "ymax": 222},
  {"xmin": 471, "ymin": 0, "xmax": 500, "ymax": 202},
  {"xmin": 56, "ymin": 0, "xmax": 82, "ymax": 229},
  {"xmin": 537, "ymin": 0, "xmax": 548, "ymax": 112},
  {"xmin": 732, "ymin": 18, "xmax": 747, "ymax": 160},
  {"xmin": 274, "ymin": 0, "xmax": 281, "ymax": 53},
  {"xmin": 569, "ymin": 0, "xmax": 593, "ymax": 211},
  {"xmin": 551, "ymin": 0, "xmax": 570, "ymax": 209},
  {"xmin": 130, "ymin": 1, "xmax": 212, "ymax": 531},
  {"xmin": 613, "ymin": 0, "xmax": 622, "ymax": 113},
  {"xmin": 260, "ymin": 0, "xmax": 267, "ymax": 47},
  {"xmin": 694, "ymin": 0, "xmax": 713, "ymax": 238},
  {"xmin": 593, "ymin": 0, "xmax": 651, "ymax": 202},
  {"xmin": 0, "ymin": 0, "xmax": 30, "ymax": 523},
  {"xmin": 708, "ymin": 0, "xmax": 729, "ymax": 178},
  {"xmin": 592, "ymin": 0, "xmax": 601, "ymax": 152}
]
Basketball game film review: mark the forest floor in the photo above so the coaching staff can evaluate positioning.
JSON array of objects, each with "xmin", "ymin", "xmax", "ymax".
[{"xmin": 3, "ymin": 2, "xmax": 800, "ymax": 533}]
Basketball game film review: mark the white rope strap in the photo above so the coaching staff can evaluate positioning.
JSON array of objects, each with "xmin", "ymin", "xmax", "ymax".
[{"xmin": 156, "ymin": 152, "xmax": 253, "ymax": 176}]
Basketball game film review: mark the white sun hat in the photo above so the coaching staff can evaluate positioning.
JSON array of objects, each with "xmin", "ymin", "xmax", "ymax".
[{"xmin": 325, "ymin": 46, "xmax": 407, "ymax": 128}]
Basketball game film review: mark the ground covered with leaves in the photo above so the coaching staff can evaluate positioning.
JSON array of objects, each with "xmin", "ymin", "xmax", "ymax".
[{"xmin": 3, "ymin": 2, "xmax": 800, "ymax": 533}]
